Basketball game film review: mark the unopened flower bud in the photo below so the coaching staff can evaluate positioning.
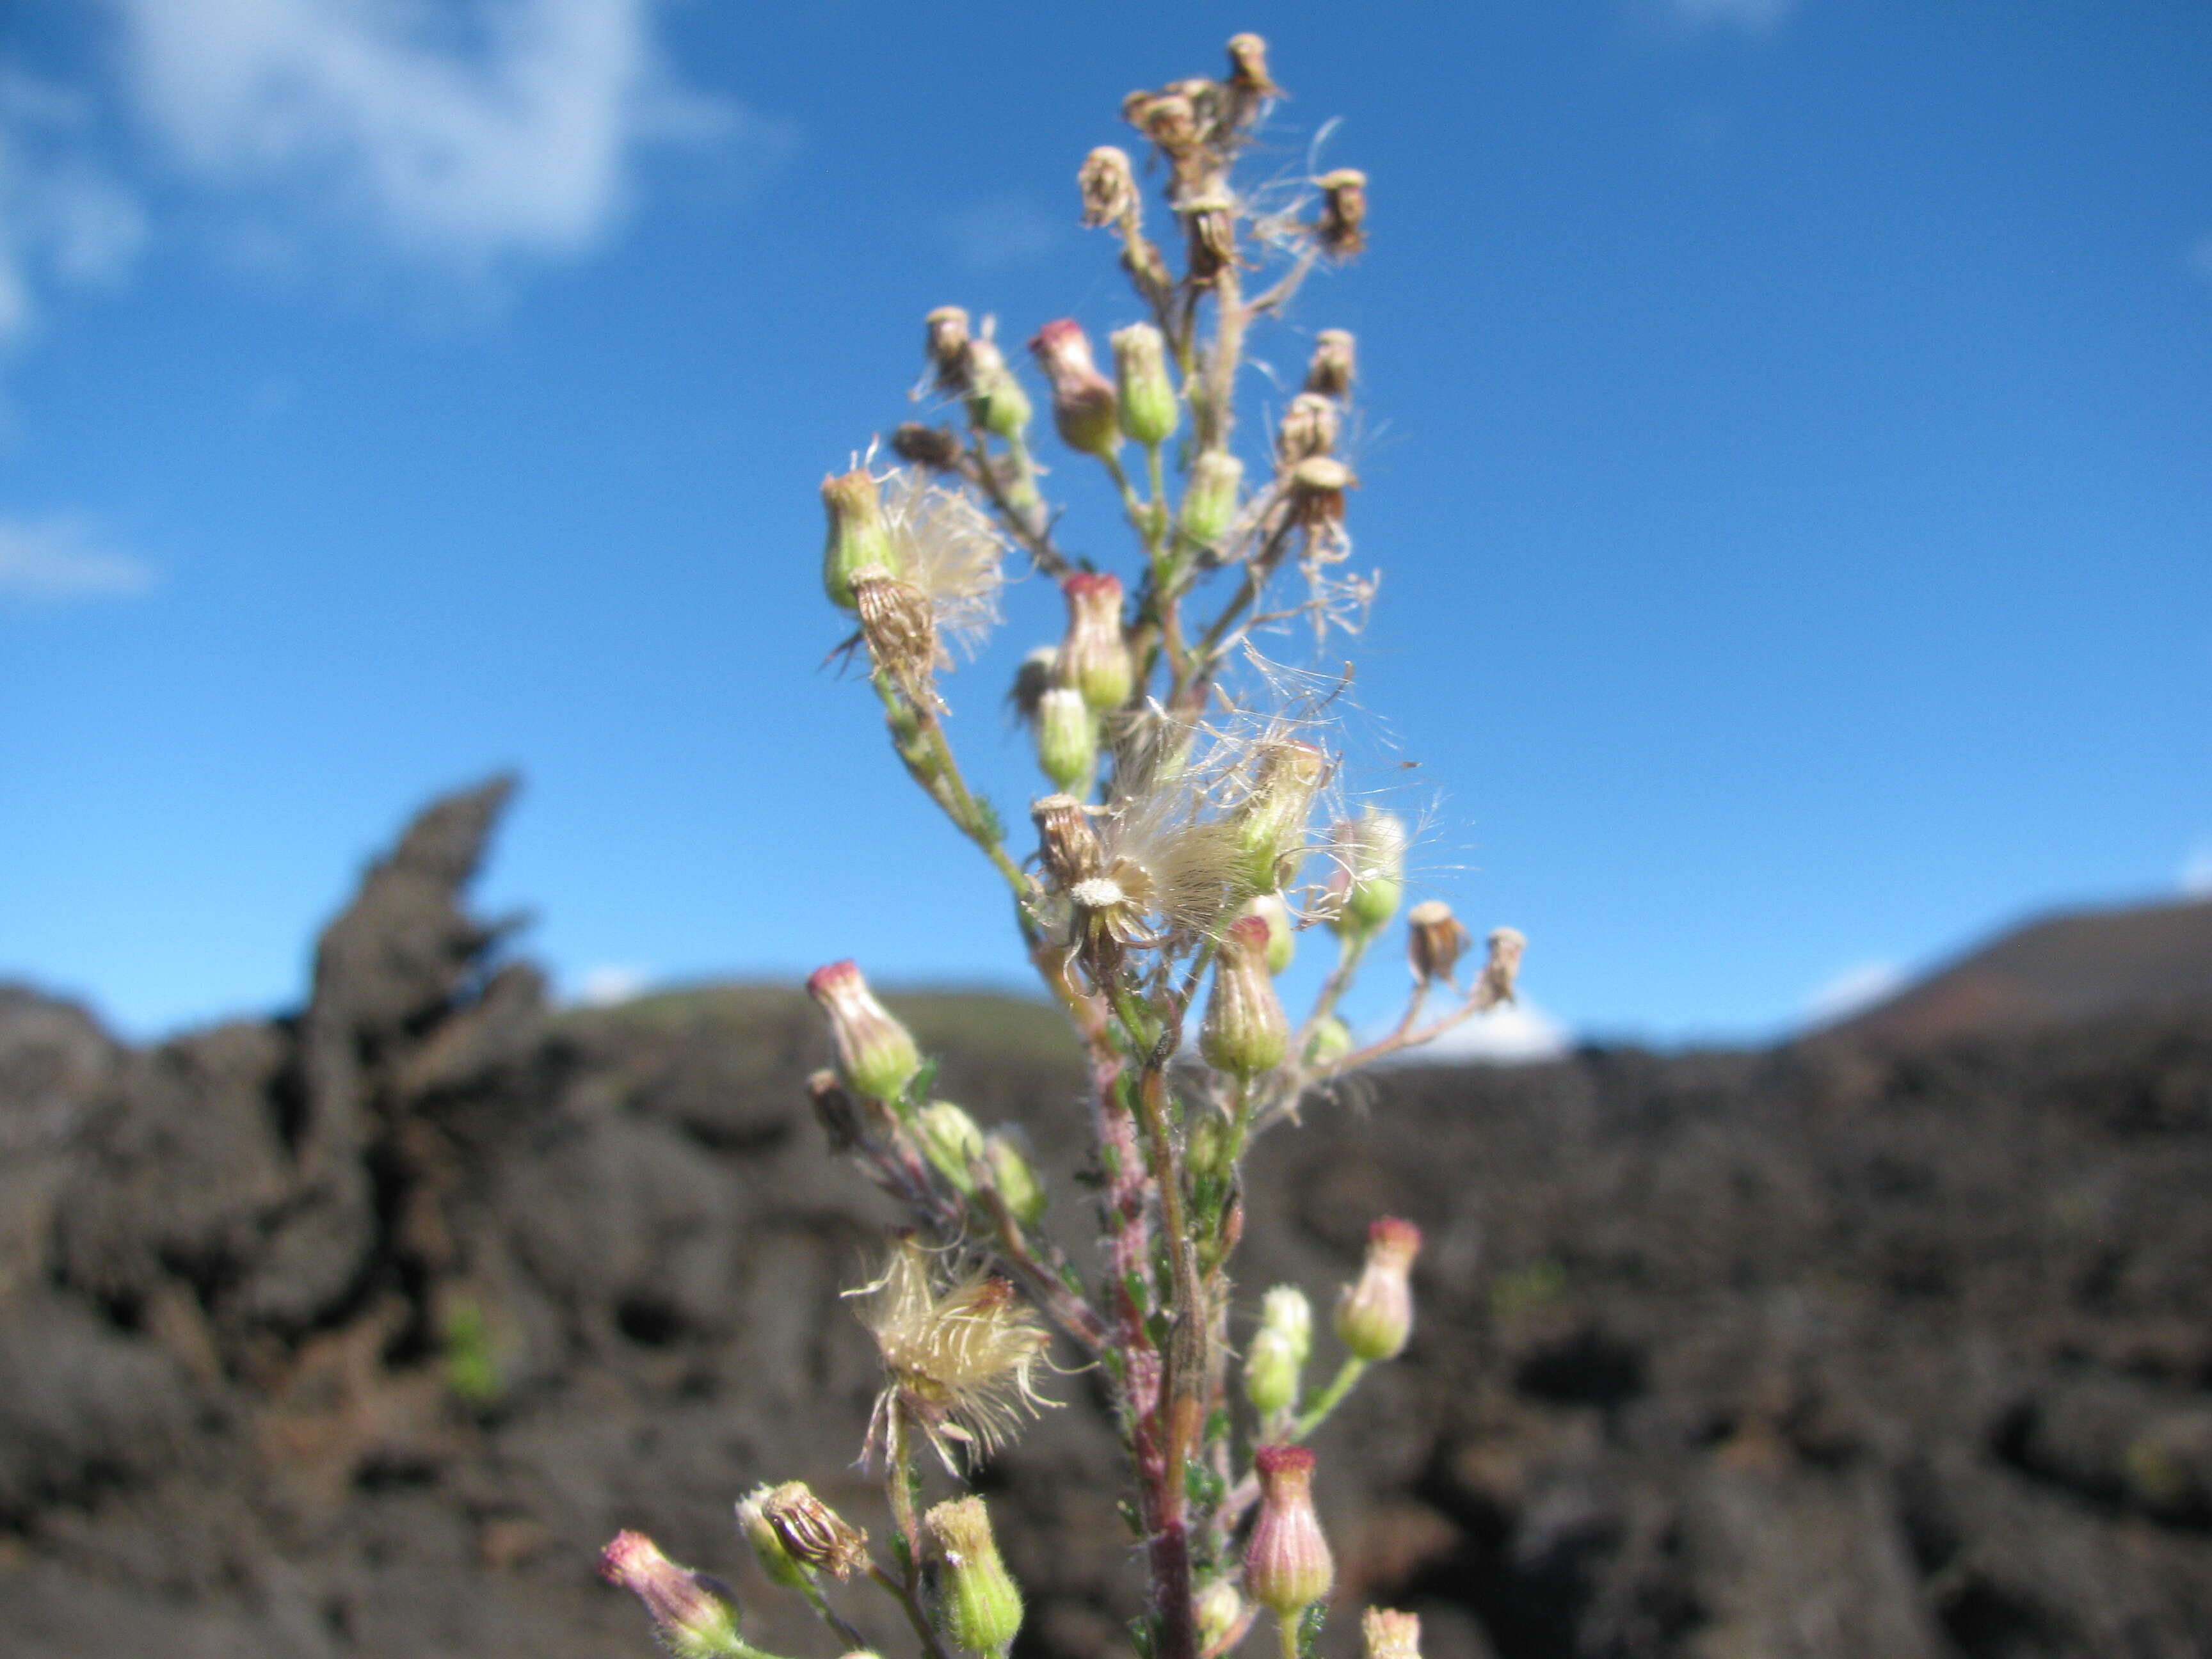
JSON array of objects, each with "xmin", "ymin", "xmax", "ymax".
[
  {"xmin": 1240, "ymin": 891, "xmax": 1295, "ymax": 975},
  {"xmin": 1112, "ymin": 323, "xmax": 1178, "ymax": 447},
  {"xmin": 1304, "ymin": 330, "xmax": 1357, "ymax": 399},
  {"xmin": 892, "ymin": 422, "xmax": 963, "ymax": 472},
  {"xmin": 1201, "ymin": 915, "xmax": 1290, "ymax": 1082},
  {"xmin": 983, "ymin": 1130, "xmax": 1048, "ymax": 1226},
  {"xmin": 1186, "ymin": 1111, "xmax": 1233, "ymax": 1185},
  {"xmin": 807, "ymin": 961, "xmax": 922, "ymax": 1103},
  {"xmin": 1034, "ymin": 687, "xmax": 1096, "ymax": 790},
  {"xmin": 737, "ymin": 1486, "xmax": 810, "ymax": 1589},
  {"xmin": 601, "ymin": 1530, "xmax": 744, "ymax": 1659},
  {"xmin": 1482, "ymin": 927, "xmax": 1527, "ymax": 1004},
  {"xmin": 1057, "ymin": 573, "xmax": 1134, "ymax": 712},
  {"xmin": 1079, "ymin": 146, "xmax": 1140, "ymax": 228},
  {"xmin": 1234, "ymin": 741, "xmax": 1327, "ymax": 894},
  {"xmin": 1276, "ymin": 392, "xmax": 1340, "ymax": 465},
  {"xmin": 1326, "ymin": 809, "xmax": 1407, "ymax": 940},
  {"xmin": 1179, "ymin": 449, "xmax": 1244, "ymax": 557},
  {"xmin": 918, "ymin": 1100, "xmax": 986, "ymax": 1195},
  {"xmin": 761, "ymin": 1482, "xmax": 870, "ymax": 1581},
  {"xmin": 1363, "ymin": 1608, "xmax": 1423, "ymax": 1659},
  {"xmin": 926, "ymin": 1495, "xmax": 1023, "ymax": 1655},
  {"xmin": 1288, "ymin": 455, "xmax": 1356, "ymax": 525},
  {"xmin": 964, "ymin": 337, "xmax": 1032, "ymax": 440},
  {"xmin": 1405, "ymin": 901, "xmax": 1471, "ymax": 986},
  {"xmin": 822, "ymin": 468, "xmax": 899, "ymax": 612},
  {"xmin": 1335, "ymin": 1217, "xmax": 1421, "ymax": 1363},
  {"xmin": 1304, "ymin": 1016, "xmax": 1354, "ymax": 1068},
  {"xmin": 926, "ymin": 307, "xmax": 973, "ymax": 395},
  {"xmin": 1244, "ymin": 1285, "xmax": 1312, "ymax": 1418},
  {"xmin": 1244, "ymin": 1445, "xmax": 1333, "ymax": 1617},
  {"xmin": 1315, "ymin": 168, "xmax": 1368, "ymax": 259},
  {"xmin": 1198, "ymin": 1580, "xmax": 1250, "ymax": 1658},
  {"xmin": 1030, "ymin": 320, "xmax": 1120, "ymax": 459}
]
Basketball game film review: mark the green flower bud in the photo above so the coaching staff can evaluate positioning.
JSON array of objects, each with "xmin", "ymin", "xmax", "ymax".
[
  {"xmin": 964, "ymin": 337, "xmax": 1032, "ymax": 440},
  {"xmin": 917, "ymin": 1100, "xmax": 986, "ymax": 1195},
  {"xmin": 600, "ymin": 1531, "xmax": 744, "ymax": 1659},
  {"xmin": 1334, "ymin": 1217, "xmax": 1422, "ymax": 1363},
  {"xmin": 1244, "ymin": 1287, "xmax": 1311, "ymax": 1420},
  {"xmin": 1240, "ymin": 891, "xmax": 1295, "ymax": 975},
  {"xmin": 1244, "ymin": 1446, "xmax": 1333, "ymax": 1617},
  {"xmin": 1201, "ymin": 915, "xmax": 1290, "ymax": 1083},
  {"xmin": 926, "ymin": 1496, "xmax": 1023, "ymax": 1655},
  {"xmin": 822, "ymin": 468, "xmax": 899, "ymax": 612},
  {"xmin": 1057, "ymin": 573, "xmax": 1134, "ymax": 712},
  {"xmin": 1304, "ymin": 1016, "xmax": 1354, "ymax": 1068},
  {"xmin": 736, "ymin": 1486, "xmax": 809, "ymax": 1590},
  {"xmin": 1112, "ymin": 323, "xmax": 1178, "ymax": 447},
  {"xmin": 806, "ymin": 961, "xmax": 922, "ymax": 1103},
  {"xmin": 1034, "ymin": 687, "xmax": 1096, "ymax": 791},
  {"xmin": 1326, "ymin": 808, "xmax": 1407, "ymax": 941},
  {"xmin": 1233, "ymin": 741, "xmax": 1326, "ymax": 895},
  {"xmin": 983, "ymin": 1130, "xmax": 1048, "ymax": 1226},
  {"xmin": 1179, "ymin": 449, "xmax": 1244, "ymax": 556},
  {"xmin": 1197, "ymin": 1581, "xmax": 1250, "ymax": 1659}
]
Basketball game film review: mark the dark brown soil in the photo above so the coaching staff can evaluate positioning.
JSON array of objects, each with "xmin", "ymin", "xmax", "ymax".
[{"xmin": 2, "ymin": 780, "xmax": 2207, "ymax": 1658}]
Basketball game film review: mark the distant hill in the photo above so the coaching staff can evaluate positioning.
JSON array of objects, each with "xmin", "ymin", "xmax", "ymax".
[{"xmin": 1830, "ymin": 895, "xmax": 2212, "ymax": 1046}]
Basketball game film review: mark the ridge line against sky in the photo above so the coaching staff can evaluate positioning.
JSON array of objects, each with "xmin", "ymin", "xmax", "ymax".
[{"xmin": 3, "ymin": 1, "xmax": 2209, "ymax": 1050}]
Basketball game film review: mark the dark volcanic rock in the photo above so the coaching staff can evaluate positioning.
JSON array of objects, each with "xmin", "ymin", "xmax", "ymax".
[{"xmin": 1, "ymin": 781, "xmax": 2208, "ymax": 1658}]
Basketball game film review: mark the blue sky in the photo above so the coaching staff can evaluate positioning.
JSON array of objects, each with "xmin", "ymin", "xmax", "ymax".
[{"xmin": 2, "ymin": 0, "xmax": 2208, "ymax": 1052}]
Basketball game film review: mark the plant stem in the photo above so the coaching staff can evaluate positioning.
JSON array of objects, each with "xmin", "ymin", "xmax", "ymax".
[{"xmin": 1292, "ymin": 1354, "xmax": 1368, "ymax": 1441}]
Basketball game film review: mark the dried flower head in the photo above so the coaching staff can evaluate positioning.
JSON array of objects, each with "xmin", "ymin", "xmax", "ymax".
[
  {"xmin": 849, "ymin": 1239, "xmax": 1057, "ymax": 1474},
  {"xmin": 925, "ymin": 306, "xmax": 973, "ymax": 395},
  {"xmin": 1363, "ymin": 1608, "xmax": 1423, "ymax": 1659},
  {"xmin": 1304, "ymin": 329, "xmax": 1358, "ymax": 399},
  {"xmin": 1276, "ymin": 392, "xmax": 1341, "ymax": 466},
  {"xmin": 1482, "ymin": 926, "xmax": 1527, "ymax": 1004},
  {"xmin": 1315, "ymin": 167, "xmax": 1368, "ymax": 259},
  {"xmin": 759, "ymin": 1481, "xmax": 870, "ymax": 1581},
  {"xmin": 1405, "ymin": 900, "xmax": 1471, "ymax": 986},
  {"xmin": 1079, "ymin": 145, "xmax": 1140, "ymax": 228}
]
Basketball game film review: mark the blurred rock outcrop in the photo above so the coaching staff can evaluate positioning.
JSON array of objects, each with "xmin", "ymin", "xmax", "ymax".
[{"xmin": 1, "ymin": 780, "xmax": 2208, "ymax": 1658}]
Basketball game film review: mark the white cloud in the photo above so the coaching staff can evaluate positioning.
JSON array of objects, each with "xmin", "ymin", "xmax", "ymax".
[
  {"xmin": 1802, "ymin": 959, "xmax": 1903, "ymax": 1025},
  {"xmin": 576, "ymin": 963, "xmax": 651, "ymax": 1006},
  {"xmin": 944, "ymin": 194, "xmax": 1064, "ymax": 274},
  {"xmin": 115, "ymin": 0, "xmax": 755, "ymax": 270},
  {"xmin": 2182, "ymin": 840, "xmax": 2212, "ymax": 898},
  {"xmin": 0, "ymin": 70, "xmax": 147, "ymax": 348},
  {"xmin": 0, "ymin": 513, "xmax": 156, "ymax": 599},
  {"xmin": 1399, "ymin": 996, "xmax": 1573, "ymax": 1066},
  {"xmin": 1663, "ymin": 0, "xmax": 1795, "ymax": 31}
]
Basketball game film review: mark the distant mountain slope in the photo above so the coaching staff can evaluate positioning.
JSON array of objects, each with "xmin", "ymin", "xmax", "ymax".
[{"xmin": 1832, "ymin": 896, "xmax": 2212, "ymax": 1045}]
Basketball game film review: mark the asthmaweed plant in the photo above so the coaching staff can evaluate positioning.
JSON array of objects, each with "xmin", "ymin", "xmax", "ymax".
[{"xmin": 604, "ymin": 35, "xmax": 1525, "ymax": 1659}]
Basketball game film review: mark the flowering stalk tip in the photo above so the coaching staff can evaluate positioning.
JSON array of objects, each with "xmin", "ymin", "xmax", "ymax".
[
  {"xmin": 807, "ymin": 961, "xmax": 922, "ymax": 1104},
  {"xmin": 1335, "ymin": 1217, "xmax": 1422, "ymax": 1363},
  {"xmin": 1201, "ymin": 914, "xmax": 1291, "ymax": 1082},
  {"xmin": 1244, "ymin": 1445, "xmax": 1333, "ymax": 1618},
  {"xmin": 601, "ymin": 1530, "xmax": 744, "ymax": 1659},
  {"xmin": 822, "ymin": 468, "xmax": 899, "ymax": 612},
  {"xmin": 1058, "ymin": 572, "xmax": 1135, "ymax": 712},
  {"xmin": 1112, "ymin": 323, "xmax": 1178, "ymax": 447}
]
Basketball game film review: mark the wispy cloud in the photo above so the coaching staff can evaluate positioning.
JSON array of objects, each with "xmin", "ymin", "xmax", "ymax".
[
  {"xmin": 115, "ymin": 0, "xmax": 769, "ymax": 271},
  {"xmin": 1661, "ymin": 0, "xmax": 1796, "ymax": 32},
  {"xmin": 575, "ymin": 963, "xmax": 652, "ymax": 1006},
  {"xmin": 0, "ymin": 69, "xmax": 147, "ymax": 348},
  {"xmin": 0, "ymin": 513, "xmax": 156, "ymax": 600},
  {"xmin": 1401, "ymin": 997, "xmax": 1573, "ymax": 1065},
  {"xmin": 2182, "ymin": 840, "xmax": 2212, "ymax": 899},
  {"xmin": 944, "ymin": 194, "xmax": 1065, "ymax": 274},
  {"xmin": 1802, "ymin": 959, "xmax": 1903, "ymax": 1025}
]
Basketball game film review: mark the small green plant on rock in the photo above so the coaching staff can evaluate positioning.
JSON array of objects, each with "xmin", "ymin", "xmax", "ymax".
[{"xmin": 605, "ymin": 34, "xmax": 1525, "ymax": 1659}]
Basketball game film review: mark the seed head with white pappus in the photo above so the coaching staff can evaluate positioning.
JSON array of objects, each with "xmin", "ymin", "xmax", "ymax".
[
  {"xmin": 849, "ymin": 1239, "xmax": 1056, "ymax": 1475},
  {"xmin": 1325, "ymin": 808, "xmax": 1407, "ymax": 942}
]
